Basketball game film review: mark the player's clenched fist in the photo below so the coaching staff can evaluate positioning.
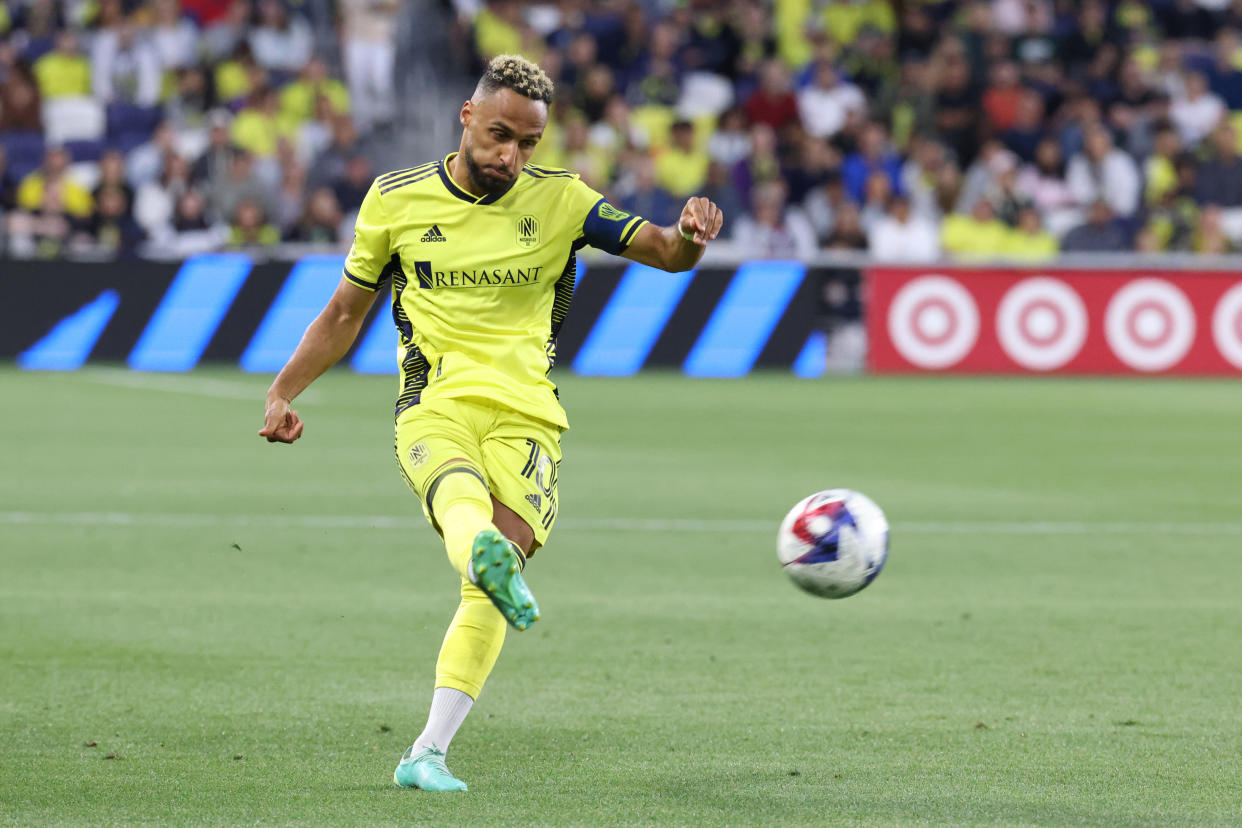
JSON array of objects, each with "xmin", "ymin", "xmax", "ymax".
[
  {"xmin": 259, "ymin": 395, "xmax": 304, "ymax": 444},
  {"xmin": 677, "ymin": 196, "xmax": 724, "ymax": 246}
]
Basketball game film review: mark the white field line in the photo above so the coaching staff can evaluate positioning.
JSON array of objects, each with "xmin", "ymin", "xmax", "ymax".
[
  {"xmin": 3, "ymin": 511, "xmax": 1242, "ymax": 536},
  {"xmin": 78, "ymin": 368, "xmax": 322, "ymax": 403}
]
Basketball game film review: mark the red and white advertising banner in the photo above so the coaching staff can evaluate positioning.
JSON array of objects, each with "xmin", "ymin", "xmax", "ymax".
[{"xmin": 867, "ymin": 267, "xmax": 1242, "ymax": 374}]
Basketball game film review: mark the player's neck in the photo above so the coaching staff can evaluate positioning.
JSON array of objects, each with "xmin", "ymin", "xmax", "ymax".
[{"xmin": 446, "ymin": 152, "xmax": 487, "ymax": 198}]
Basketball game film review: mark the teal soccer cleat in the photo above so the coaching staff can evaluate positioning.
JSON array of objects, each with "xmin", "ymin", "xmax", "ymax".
[
  {"xmin": 472, "ymin": 529, "xmax": 540, "ymax": 631},
  {"xmin": 393, "ymin": 745, "xmax": 467, "ymax": 791}
]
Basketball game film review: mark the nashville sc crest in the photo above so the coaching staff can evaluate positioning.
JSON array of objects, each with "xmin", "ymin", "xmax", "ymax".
[{"xmin": 516, "ymin": 215, "xmax": 540, "ymax": 248}]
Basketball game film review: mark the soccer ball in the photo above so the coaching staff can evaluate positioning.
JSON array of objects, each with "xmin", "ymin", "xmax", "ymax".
[{"xmin": 777, "ymin": 489, "xmax": 889, "ymax": 599}]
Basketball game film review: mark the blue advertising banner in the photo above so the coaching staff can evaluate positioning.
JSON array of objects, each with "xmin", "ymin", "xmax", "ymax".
[{"xmin": 2, "ymin": 255, "xmax": 840, "ymax": 376}]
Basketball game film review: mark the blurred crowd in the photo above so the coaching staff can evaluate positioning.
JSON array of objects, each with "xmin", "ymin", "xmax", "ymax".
[
  {"xmin": 11, "ymin": 0, "xmax": 1242, "ymax": 261},
  {"xmin": 452, "ymin": 0, "xmax": 1242, "ymax": 261},
  {"xmin": 0, "ymin": 0, "xmax": 396, "ymax": 258}
]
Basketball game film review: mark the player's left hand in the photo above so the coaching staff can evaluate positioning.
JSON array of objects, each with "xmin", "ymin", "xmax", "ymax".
[
  {"xmin": 259, "ymin": 395, "xmax": 304, "ymax": 444},
  {"xmin": 678, "ymin": 197, "xmax": 723, "ymax": 246}
]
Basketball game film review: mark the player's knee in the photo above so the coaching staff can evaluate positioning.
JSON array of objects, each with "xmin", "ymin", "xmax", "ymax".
[{"xmin": 428, "ymin": 464, "xmax": 490, "ymax": 518}]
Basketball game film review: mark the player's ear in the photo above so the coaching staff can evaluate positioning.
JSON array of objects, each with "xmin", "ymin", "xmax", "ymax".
[{"xmin": 460, "ymin": 100, "xmax": 472, "ymax": 127}]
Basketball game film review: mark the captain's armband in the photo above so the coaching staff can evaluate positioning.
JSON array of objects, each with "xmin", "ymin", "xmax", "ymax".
[{"xmin": 582, "ymin": 198, "xmax": 647, "ymax": 255}]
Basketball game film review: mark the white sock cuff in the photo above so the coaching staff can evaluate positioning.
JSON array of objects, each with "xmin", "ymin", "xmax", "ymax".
[{"xmin": 413, "ymin": 686, "xmax": 475, "ymax": 754}]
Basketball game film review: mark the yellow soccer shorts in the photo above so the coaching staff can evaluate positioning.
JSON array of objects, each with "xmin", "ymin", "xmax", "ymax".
[{"xmin": 394, "ymin": 396, "xmax": 562, "ymax": 552}]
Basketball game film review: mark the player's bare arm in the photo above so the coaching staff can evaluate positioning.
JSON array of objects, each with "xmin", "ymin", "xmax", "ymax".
[
  {"xmin": 259, "ymin": 277, "xmax": 376, "ymax": 444},
  {"xmin": 622, "ymin": 196, "xmax": 724, "ymax": 273}
]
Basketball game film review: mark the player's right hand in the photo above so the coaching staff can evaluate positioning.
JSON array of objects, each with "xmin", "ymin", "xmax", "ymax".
[
  {"xmin": 677, "ymin": 196, "xmax": 724, "ymax": 246},
  {"xmin": 259, "ymin": 396, "xmax": 304, "ymax": 444}
]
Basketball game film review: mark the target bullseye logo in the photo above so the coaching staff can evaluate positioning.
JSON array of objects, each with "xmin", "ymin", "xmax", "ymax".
[
  {"xmin": 1212, "ymin": 283, "xmax": 1242, "ymax": 369},
  {"xmin": 887, "ymin": 276, "xmax": 979, "ymax": 368},
  {"xmin": 1104, "ymin": 279, "xmax": 1196, "ymax": 371},
  {"xmin": 996, "ymin": 277, "xmax": 1088, "ymax": 370}
]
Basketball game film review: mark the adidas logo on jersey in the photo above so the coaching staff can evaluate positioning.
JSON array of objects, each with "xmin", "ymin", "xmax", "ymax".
[
  {"xmin": 525, "ymin": 493, "xmax": 542, "ymax": 512},
  {"xmin": 420, "ymin": 225, "xmax": 447, "ymax": 242}
]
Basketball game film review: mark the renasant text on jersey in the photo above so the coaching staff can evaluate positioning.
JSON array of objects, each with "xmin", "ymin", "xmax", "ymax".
[{"xmin": 414, "ymin": 265, "xmax": 545, "ymax": 289}]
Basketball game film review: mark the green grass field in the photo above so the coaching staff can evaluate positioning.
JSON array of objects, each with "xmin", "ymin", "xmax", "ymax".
[{"xmin": 1, "ymin": 367, "xmax": 1240, "ymax": 826}]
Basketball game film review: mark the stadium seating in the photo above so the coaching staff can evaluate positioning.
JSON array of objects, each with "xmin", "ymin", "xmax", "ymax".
[{"xmin": 9, "ymin": 2, "xmax": 1242, "ymax": 260}]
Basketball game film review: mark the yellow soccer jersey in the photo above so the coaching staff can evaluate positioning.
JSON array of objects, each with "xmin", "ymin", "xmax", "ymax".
[{"xmin": 343, "ymin": 153, "xmax": 648, "ymax": 430}]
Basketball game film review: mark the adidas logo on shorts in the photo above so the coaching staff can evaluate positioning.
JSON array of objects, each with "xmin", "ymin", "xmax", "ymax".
[
  {"xmin": 421, "ymin": 224, "xmax": 447, "ymax": 242},
  {"xmin": 525, "ymin": 493, "xmax": 542, "ymax": 512}
]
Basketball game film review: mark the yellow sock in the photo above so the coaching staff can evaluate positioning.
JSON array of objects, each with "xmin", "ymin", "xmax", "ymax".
[
  {"xmin": 428, "ymin": 468, "xmax": 507, "ymax": 697},
  {"xmin": 434, "ymin": 579, "xmax": 507, "ymax": 698},
  {"xmin": 431, "ymin": 469, "xmax": 496, "ymax": 581}
]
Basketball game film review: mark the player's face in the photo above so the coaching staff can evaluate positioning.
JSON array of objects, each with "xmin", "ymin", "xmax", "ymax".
[{"xmin": 461, "ymin": 88, "xmax": 547, "ymax": 196}]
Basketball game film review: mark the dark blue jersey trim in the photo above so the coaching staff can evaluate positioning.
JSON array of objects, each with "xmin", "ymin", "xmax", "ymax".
[
  {"xmin": 438, "ymin": 159, "xmax": 506, "ymax": 205},
  {"xmin": 378, "ymin": 162, "xmax": 435, "ymax": 184},
  {"xmin": 526, "ymin": 163, "xmax": 573, "ymax": 175},
  {"xmin": 344, "ymin": 268, "xmax": 379, "ymax": 291},
  {"xmin": 379, "ymin": 168, "xmax": 439, "ymax": 194},
  {"xmin": 522, "ymin": 165, "xmax": 575, "ymax": 179}
]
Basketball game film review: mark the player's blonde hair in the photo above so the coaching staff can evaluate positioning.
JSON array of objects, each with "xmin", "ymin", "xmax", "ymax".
[{"xmin": 476, "ymin": 54, "xmax": 554, "ymax": 104}]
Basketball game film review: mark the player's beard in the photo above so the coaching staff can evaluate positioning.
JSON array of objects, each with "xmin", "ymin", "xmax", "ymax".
[{"xmin": 463, "ymin": 140, "xmax": 516, "ymax": 197}]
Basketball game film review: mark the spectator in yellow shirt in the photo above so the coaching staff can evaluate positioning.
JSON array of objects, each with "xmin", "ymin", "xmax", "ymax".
[
  {"xmin": 823, "ymin": 0, "xmax": 896, "ymax": 46},
  {"xmin": 655, "ymin": 120, "xmax": 709, "ymax": 199},
  {"xmin": 16, "ymin": 146, "xmax": 93, "ymax": 219},
  {"xmin": 8, "ymin": 146, "xmax": 93, "ymax": 258},
  {"xmin": 280, "ymin": 57, "xmax": 350, "ymax": 125},
  {"xmin": 231, "ymin": 87, "xmax": 296, "ymax": 158},
  {"xmin": 228, "ymin": 198, "xmax": 281, "ymax": 247},
  {"xmin": 941, "ymin": 199, "xmax": 1011, "ymax": 259},
  {"xmin": 1144, "ymin": 122, "xmax": 1181, "ymax": 206},
  {"xmin": 559, "ymin": 113, "xmax": 610, "ymax": 190},
  {"xmin": 472, "ymin": 1, "xmax": 524, "ymax": 60},
  {"xmin": 1001, "ymin": 207, "xmax": 1059, "ymax": 261},
  {"xmin": 214, "ymin": 43, "xmax": 261, "ymax": 106},
  {"xmin": 33, "ymin": 32, "xmax": 91, "ymax": 100}
]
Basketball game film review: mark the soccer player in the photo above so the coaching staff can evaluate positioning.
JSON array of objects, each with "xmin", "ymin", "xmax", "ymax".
[{"xmin": 258, "ymin": 54, "xmax": 723, "ymax": 791}]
